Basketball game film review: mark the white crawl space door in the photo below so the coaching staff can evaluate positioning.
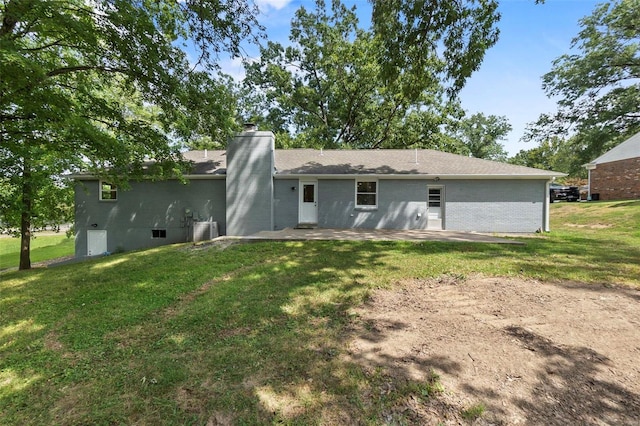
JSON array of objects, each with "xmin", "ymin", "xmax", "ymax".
[{"xmin": 87, "ymin": 230, "xmax": 107, "ymax": 256}]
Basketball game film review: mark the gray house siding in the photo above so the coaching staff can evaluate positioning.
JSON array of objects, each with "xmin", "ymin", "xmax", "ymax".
[
  {"xmin": 317, "ymin": 179, "xmax": 429, "ymax": 230},
  {"xmin": 226, "ymin": 131, "xmax": 275, "ymax": 236},
  {"xmin": 313, "ymin": 178, "xmax": 546, "ymax": 233},
  {"xmin": 74, "ymin": 175, "xmax": 548, "ymax": 258},
  {"xmin": 74, "ymin": 132, "xmax": 559, "ymax": 257},
  {"xmin": 273, "ymin": 179, "xmax": 299, "ymax": 230},
  {"xmin": 445, "ymin": 180, "xmax": 546, "ymax": 233},
  {"xmin": 75, "ymin": 179, "xmax": 226, "ymax": 256}
]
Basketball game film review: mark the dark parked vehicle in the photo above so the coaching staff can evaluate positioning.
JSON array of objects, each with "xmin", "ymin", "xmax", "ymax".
[{"xmin": 550, "ymin": 183, "xmax": 580, "ymax": 202}]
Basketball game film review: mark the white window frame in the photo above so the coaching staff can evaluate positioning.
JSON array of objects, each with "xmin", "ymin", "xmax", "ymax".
[
  {"xmin": 99, "ymin": 181, "xmax": 117, "ymax": 201},
  {"xmin": 355, "ymin": 178, "xmax": 378, "ymax": 209}
]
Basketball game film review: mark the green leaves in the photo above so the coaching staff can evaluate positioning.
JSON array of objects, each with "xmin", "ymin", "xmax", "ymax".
[
  {"xmin": 456, "ymin": 113, "xmax": 511, "ymax": 161},
  {"xmin": 371, "ymin": 0, "xmax": 500, "ymax": 98},
  {"xmin": 1, "ymin": 0, "xmax": 261, "ymax": 267},
  {"xmin": 527, "ymin": 0, "xmax": 640, "ymax": 171},
  {"xmin": 242, "ymin": 0, "xmax": 479, "ymax": 149}
]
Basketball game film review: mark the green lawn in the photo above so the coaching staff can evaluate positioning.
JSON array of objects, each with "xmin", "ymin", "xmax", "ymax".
[
  {"xmin": 0, "ymin": 234, "xmax": 75, "ymax": 270},
  {"xmin": 1, "ymin": 201, "xmax": 638, "ymax": 424}
]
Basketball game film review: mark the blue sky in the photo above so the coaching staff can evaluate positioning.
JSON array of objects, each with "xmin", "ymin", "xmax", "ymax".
[{"xmin": 223, "ymin": 0, "xmax": 601, "ymax": 155}]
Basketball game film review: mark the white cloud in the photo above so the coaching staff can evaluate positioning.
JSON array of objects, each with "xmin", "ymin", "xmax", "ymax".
[
  {"xmin": 255, "ymin": 0, "xmax": 293, "ymax": 11},
  {"xmin": 219, "ymin": 57, "xmax": 247, "ymax": 81}
]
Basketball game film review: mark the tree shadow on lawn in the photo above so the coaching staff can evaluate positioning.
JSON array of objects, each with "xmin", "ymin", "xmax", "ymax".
[
  {"xmin": 344, "ymin": 281, "xmax": 640, "ymax": 425},
  {"xmin": 149, "ymin": 241, "xmax": 412, "ymax": 423},
  {"xmin": 512, "ymin": 234, "xmax": 640, "ymax": 286},
  {"xmin": 157, "ymin": 237, "xmax": 638, "ymax": 424},
  {"xmin": 2, "ymin": 237, "xmax": 639, "ymax": 424},
  {"xmin": 0, "ymin": 241, "xmax": 417, "ymax": 424},
  {"xmin": 400, "ymin": 234, "xmax": 640, "ymax": 287},
  {"xmin": 1, "ymin": 243, "xmax": 289, "ymax": 421},
  {"xmin": 447, "ymin": 326, "xmax": 640, "ymax": 425},
  {"xmin": 505, "ymin": 326, "xmax": 640, "ymax": 425}
]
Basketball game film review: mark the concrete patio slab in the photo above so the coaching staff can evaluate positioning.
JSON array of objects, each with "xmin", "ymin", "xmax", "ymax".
[
  {"xmin": 246, "ymin": 228, "xmax": 524, "ymax": 244},
  {"xmin": 31, "ymin": 228, "xmax": 523, "ymax": 271}
]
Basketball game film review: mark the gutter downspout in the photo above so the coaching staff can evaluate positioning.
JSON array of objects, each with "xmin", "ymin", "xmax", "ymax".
[
  {"xmin": 584, "ymin": 163, "xmax": 596, "ymax": 201},
  {"xmin": 544, "ymin": 180, "xmax": 551, "ymax": 232}
]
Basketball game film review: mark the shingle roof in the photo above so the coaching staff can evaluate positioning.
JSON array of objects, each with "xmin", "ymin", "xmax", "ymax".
[
  {"xmin": 184, "ymin": 148, "xmax": 562, "ymax": 178},
  {"xmin": 274, "ymin": 149, "xmax": 560, "ymax": 177},
  {"xmin": 183, "ymin": 150, "xmax": 227, "ymax": 175},
  {"xmin": 590, "ymin": 131, "xmax": 640, "ymax": 165}
]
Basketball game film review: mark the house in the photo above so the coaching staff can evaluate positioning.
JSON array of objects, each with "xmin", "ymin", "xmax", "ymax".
[
  {"xmin": 74, "ymin": 129, "xmax": 563, "ymax": 257},
  {"xmin": 584, "ymin": 131, "xmax": 640, "ymax": 201}
]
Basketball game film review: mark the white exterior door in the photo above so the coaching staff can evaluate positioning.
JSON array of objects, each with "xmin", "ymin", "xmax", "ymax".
[
  {"xmin": 427, "ymin": 186, "xmax": 444, "ymax": 229},
  {"xmin": 87, "ymin": 230, "xmax": 107, "ymax": 256},
  {"xmin": 299, "ymin": 180, "xmax": 318, "ymax": 224}
]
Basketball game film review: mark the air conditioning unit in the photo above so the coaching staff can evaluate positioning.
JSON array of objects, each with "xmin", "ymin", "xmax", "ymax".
[{"xmin": 192, "ymin": 221, "xmax": 219, "ymax": 242}]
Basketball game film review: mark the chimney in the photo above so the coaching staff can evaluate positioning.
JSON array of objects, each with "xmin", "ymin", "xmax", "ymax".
[{"xmin": 226, "ymin": 129, "xmax": 275, "ymax": 236}]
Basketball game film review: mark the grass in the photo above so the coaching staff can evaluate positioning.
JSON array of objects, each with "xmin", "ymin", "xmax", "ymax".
[
  {"xmin": 0, "ymin": 234, "xmax": 74, "ymax": 270},
  {"xmin": 461, "ymin": 403, "xmax": 486, "ymax": 422},
  {"xmin": 1, "ymin": 201, "xmax": 639, "ymax": 424}
]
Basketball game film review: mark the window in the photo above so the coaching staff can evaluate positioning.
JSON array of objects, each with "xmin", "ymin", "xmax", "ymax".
[
  {"xmin": 356, "ymin": 179, "xmax": 377, "ymax": 208},
  {"xmin": 428, "ymin": 187, "xmax": 442, "ymax": 208},
  {"xmin": 303, "ymin": 183, "xmax": 315, "ymax": 203},
  {"xmin": 151, "ymin": 229, "xmax": 167, "ymax": 238},
  {"xmin": 100, "ymin": 181, "xmax": 117, "ymax": 200}
]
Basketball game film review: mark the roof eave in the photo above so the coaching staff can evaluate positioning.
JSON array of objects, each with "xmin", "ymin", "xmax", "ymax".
[
  {"xmin": 182, "ymin": 174, "xmax": 226, "ymax": 179},
  {"xmin": 274, "ymin": 173, "xmax": 564, "ymax": 180},
  {"xmin": 70, "ymin": 173, "xmax": 227, "ymax": 180}
]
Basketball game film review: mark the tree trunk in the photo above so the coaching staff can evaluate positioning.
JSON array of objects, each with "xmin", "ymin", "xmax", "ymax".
[{"xmin": 19, "ymin": 163, "xmax": 32, "ymax": 270}]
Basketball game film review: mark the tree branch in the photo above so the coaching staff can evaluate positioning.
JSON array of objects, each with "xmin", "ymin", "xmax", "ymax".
[
  {"xmin": 20, "ymin": 38, "xmax": 67, "ymax": 52},
  {"xmin": 46, "ymin": 65, "xmax": 128, "ymax": 78}
]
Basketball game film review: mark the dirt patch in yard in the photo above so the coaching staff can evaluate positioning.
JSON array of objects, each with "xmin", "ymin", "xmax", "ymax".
[
  {"xmin": 565, "ymin": 223, "xmax": 613, "ymax": 229},
  {"xmin": 346, "ymin": 276, "xmax": 640, "ymax": 425}
]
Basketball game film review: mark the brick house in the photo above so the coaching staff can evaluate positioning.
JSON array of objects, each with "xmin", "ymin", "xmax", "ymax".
[{"xmin": 585, "ymin": 132, "xmax": 640, "ymax": 201}]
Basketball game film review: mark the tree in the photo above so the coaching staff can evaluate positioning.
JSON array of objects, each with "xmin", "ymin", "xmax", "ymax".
[
  {"xmin": 244, "ymin": 0, "xmax": 415, "ymax": 148},
  {"xmin": 371, "ymin": 0, "xmax": 501, "ymax": 98},
  {"xmin": 526, "ymin": 0, "xmax": 640, "ymax": 166},
  {"xmin": 509, "ymin": 136, "xmax": 585, "ymax": 176},
  {"xmin": 242, "ymin": 0, "xmax": 499, "ymax": 149},
  {"xmin": 455, "ymin": 113, "xmax": 511, "ymax": 161},
  {"xmin": 509, "ymin": 138, "xmax": 563, "ymax": 171},
  {"xmin": 0, "ymin": 0, "xmax": 260, "ymax": 269}
]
